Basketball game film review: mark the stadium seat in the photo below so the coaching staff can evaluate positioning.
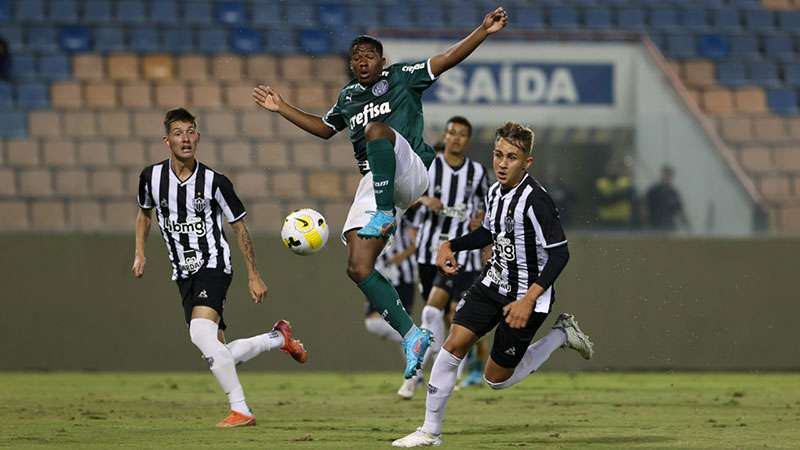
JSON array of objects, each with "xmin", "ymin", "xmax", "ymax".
[
  {"xmin": 0, "ymin": 0, "xmax": 9, "ymax": 22},
  {"xmin": 767, "ymin": 88, "xmax": 798, "ymax": 114},
  {"xmin": 48, "ymin": 0, "xmax": 79, "ymax": 23},
  {"xmin": 16, "ymin": 82, "xmax": 49, "ymax": 108},
  {"xmin": 149, "ymin": 0, "xmax": 178, "ymax": 24},
  {"xmin": 511, "ymin": 6, "xmax": 545, "ymax": 30},
  {"xmin": 142, "ymin": 54, "xmax": 173, "ymax": 80},
  {"xmin": 777, "ymin": 11, "xmax": 800, "ymax": 32},
  {"xmin": 744, "ymin": 10, "xmax": 775, "ymax": 30},
  {"xmin": 716, "ymin": 61, "xmax": 748, "ymax": 86},
  {"xmin": 58, "ymin": 25, "xmax": 91, "ymax": 52},
  {"xmin": 94, "ymin": 27, "xmax": 125, "ymax": 53},
  {"xmin": 749, "ymin": 61, "xmax": 782, "ymax": 87},
  {"xmin": 11, "ymin": 54, "xmax": 37, "ymax": 80},
  {"xmin": 702, "ymin": 87, "xmax": 735, "ymax": 114},
  {"xmin": 1, "ymin": 26, "xmax": 24, "ymax": 52},
  {"xmin": 328, "ymin": 27, "xmax": 356, "ymax": 54},
  {"xmin": 197, "ymin": 28, "xmax": 228, "ymax": 53},
  {"xmin": 413, "ymin": 2, "xmax": 444, "ymax": 28},
  {"xmin": 14, "ymin": 0, "xmax": 44, "ymax": 21},
  {"xmin": 734, "ymin": 86, "xmax": 768, "ymax": 113},
  {"xmin": 231, "ymin": 27, "xmax": 263, "ymax": 54},
  {"xmin": 130, "ymin": 27, "xmax": 160, "ymax": 54},
  {"xmin": 0, "ymin": 82, "xmax": 12, "ymax": 107},
  {"xmin": 184, "ymin": 0, "xmax": 213, "ymax": 26},
  {"xmin": 697, "ymin": 34, "xmax": 730, "ymax": 60},
  {"xmin": 27, "ymin": 26, "xmax": 58, "ymax": 52},
  {"xmin": 252, "ymin": 2, "xmax": 282, "ymax": 26},
  {"xmin": 38, "ymin": 53, "xmax": 70, "ymax": 80},
  {"xmin": 763, "ymin": 35, "xmax": 795, "ymax": 62},
  {"xmin": 115, "ymin": 0, "xmax": 147, "ymax": 24},
  {"xmin": 684, "ymin": 59, "xmax": 715, "ymax": 87},
  {"xmin": 346, "ymin": 4, "xmax": 378, "ymax": 30},
  {"xmin": 215, "ymin": 1, "xmax": 246, "ymax": 26},
  {"xmin": 711, "ymin": 9, "xmax": 741, "ymax": 32},
  {"xmin": 83, "ymin": 0, "xmax": 112, "ymax": 23},
  {"xmin": 0, "ymin": 111, "xmax": 26, "ymax": 138},
  {"xmin": 584, "ymin": 8, "xmax": 612, "ymax": 30},
  {"xmin": 783, "ymin": 62, "xmax": 800, "ymax": 87},
  {"xmin": 617, "ymin": 8, "xmax": 646, "ymax": 30},
  {"xmin": 265, "ymin": 28, "xmax": 296, "ymax": 55},
  {"xmin": 286, "ymin": 3, "xmax": 316, "ymax": 28},
  {"xmin": 728, "ymin": 33, "xmax": 761, "ymax": 60},
  {"xmin": 731, "ymin": 0, "xmax": 762, "ymax": 9},
  {"xmin": 650, "ymin": 8, "xmax": 680, "ymax": 30},
  {"xmin": 665, "ymin": 33, "xmax": 696, "ymax": 58},
  {"xmin": 678, "ymin": 7, "xmax": 708, "ymax": 31},
  {"xmin": 162, "ymin": 29, "xmax": 194, "ymax": 53},
  {"xmin": 299, "ymin": 29, "xmax": 331, "ymax": 55},
  {"xmin": 385, "ymin": 4, "xmax": 413, "ymax": 28},
  {"xmin": 550, "ymin": 6, "xmax": 579, "ymax": 30},
  {"xmin": 319, "ymin": 3, "xmax": 347, "ymax": 29}
]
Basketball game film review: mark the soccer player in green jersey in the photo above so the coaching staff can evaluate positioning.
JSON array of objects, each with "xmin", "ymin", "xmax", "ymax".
[{"xmin": 253, "ymin": 7, "xmax": 508, "ymax": 379}]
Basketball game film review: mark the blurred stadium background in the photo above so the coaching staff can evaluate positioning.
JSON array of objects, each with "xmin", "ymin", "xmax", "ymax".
[{"xmin": 1, "ymin": 0, "xmax": 799, "ymax": 375}]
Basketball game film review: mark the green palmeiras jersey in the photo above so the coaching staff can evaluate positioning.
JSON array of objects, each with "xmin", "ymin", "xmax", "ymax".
[{"xmin": 323, "ymin": 59, "xmax": 438, "ymax": 174}]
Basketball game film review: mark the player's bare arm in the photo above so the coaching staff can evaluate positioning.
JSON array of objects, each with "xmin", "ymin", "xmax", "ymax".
[
  {"xmin": 132, "ymin": 207, "xmax": 152, "ymax": 278},
  {"xmin": 429, "ymin": 6, "xmax": 508, "ymax": 77},
  {"xmin": 252, "ymin": 85, "xmax": 336, "ymax": 139},
  {"xmin": 419, "ymin": 196, "xmax": 444, "ymax": 212},
  {"xmin": 231, "ymin": 219, "xmax": 268, "ymax": 304}
]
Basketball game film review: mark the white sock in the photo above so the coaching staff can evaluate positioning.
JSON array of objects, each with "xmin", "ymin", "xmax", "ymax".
[
  {"xmin": 487, "ymin": 329, "xmax": 567, "ymax": 390},
  {"xmin": 456, "ymin": 354, "xmax": 468, "ymax": 379},
  {"xmin": 420, "ymin": 305, "xmax": 445, "ymax": 368},
  {"xmin": 227, "ymin": 330, "xmax": 285, "ymax": 364},
  {"xmin": 421, "ymin": 349, "xmax": 461, "ymax": 436},
  {"xmin": 189, "ymin": 318, "xmax": 252, "ymax": 416},
  {"xmin": 364, "ymin": 317, "xmax": 403, "ymax": 343}
]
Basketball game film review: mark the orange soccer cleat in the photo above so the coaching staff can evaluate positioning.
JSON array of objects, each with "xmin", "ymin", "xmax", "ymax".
[
  {"xmin": 216, "ymin": 410, "xmax": 256, "ymax": 428},
  {"xmin": 272, "ymin": 319, "xmax": 308, "ymax": 364}
]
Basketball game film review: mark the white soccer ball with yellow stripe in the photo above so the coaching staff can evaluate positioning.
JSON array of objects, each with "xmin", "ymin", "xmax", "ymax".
[{"xmin": 281, "ymin": 208, "xmax": 329, "ymax": 255}]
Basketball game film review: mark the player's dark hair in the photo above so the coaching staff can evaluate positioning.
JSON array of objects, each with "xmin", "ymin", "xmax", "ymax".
[
  {"xmin": 496, "ymin": 122, "xmax": 534, "ymax": 154},
  {"xmin": 164, "ymin": 108, "xmax": 196, "ymax": 134},
  {"xmin": 446, "ymin": 116, "xmax": 472, "ymax": 137},
  {"xmin": 350, "ymin": 35, "xmax": 383, "ymax": 56}
]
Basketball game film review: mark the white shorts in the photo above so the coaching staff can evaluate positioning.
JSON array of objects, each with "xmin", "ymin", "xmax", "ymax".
[{"xmin": 341, "ymin": 129, "xmax": 429, "ymax": 244}]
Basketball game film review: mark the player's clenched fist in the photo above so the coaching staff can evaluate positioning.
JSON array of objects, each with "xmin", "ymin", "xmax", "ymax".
[
  {"xmin": 253, "ymin": 85, "xmax": 283, "ymax": 112},
  {"xmin": 132, "ymin": 254, "xmax": 145, "ymax": 278},
  {"xmin": 436, "ymin": 241, "xmax": 460, "ymax": 276},
  {"xmin": 482, "ymin": 7, "xmax": 508, "ymax": 34}
]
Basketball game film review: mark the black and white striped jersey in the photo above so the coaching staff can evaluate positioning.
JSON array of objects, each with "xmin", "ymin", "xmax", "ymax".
[
  {"xmin": 480, "ymin": 174, "xmax": 567, "ymax": 313},
  {"xmin": 137, "ymin": 160, "xmax": 247, "ymax": 280},
  {"xmin": 377, "ymin": 212, "xmax": 417, "ymax": 286},
  {"xmin": 414, "ymin": 154, "xmax": 489, "ymax": 271}
]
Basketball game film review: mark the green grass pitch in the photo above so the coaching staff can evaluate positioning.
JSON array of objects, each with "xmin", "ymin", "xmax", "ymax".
[{"xmin": 1, "ymin": 372, "xmax": 798, "ymax": 449}]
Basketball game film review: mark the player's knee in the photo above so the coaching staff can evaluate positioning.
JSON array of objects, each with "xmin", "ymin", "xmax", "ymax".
[
  {"xmin": 364, "ymin": 122, "xmax": 393, "ymax": 142},
  {"xmin": 346, "ymin": 262, "xmax": 371, "ymax": 283}
]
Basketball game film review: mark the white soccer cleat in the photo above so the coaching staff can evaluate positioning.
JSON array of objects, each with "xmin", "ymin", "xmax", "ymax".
[
  {"xmin": 552, "ymin": 313, "xmax": 594, "ymax": 360},
  {"xmin": 392, "ymin": 428, "xmax": 442, "ymax": 447},
  {"xmin": 397, "ymin": 376, "xmax": 417, "ymax": 400}
]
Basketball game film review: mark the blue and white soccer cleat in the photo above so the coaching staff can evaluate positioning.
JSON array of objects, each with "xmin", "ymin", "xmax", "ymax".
[
  {"xmin": 402, "ymin": 327, "xmax": 433, "ymax": 379},
  {"xmin": 357, "ymin": 210, "xmax": 397, "ymax": 239}
]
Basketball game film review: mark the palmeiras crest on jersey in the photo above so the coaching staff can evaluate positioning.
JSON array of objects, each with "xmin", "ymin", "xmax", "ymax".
[
  {"xmin": 504, "ymin": 215, "xmax": 515, "ymax": 234},
  {"xmin": 193, "ymin": 192, "xmax": 209, "ymax": 213},
  {"xmin": 372, "ymin": 79, "xmax": 389, "ymax": 96}
]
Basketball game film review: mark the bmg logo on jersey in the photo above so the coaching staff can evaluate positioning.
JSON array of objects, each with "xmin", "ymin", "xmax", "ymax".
[
  {"xmin": 349, "ymin": 102, "xmax": 392, "ymax": 129},
  {"xmin": 165, "ymin": 216, "xmax": 207, "ymax": 237}
]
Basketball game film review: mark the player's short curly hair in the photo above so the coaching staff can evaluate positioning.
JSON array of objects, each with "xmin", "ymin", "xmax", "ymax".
[
  {"xmin": 446, "ymin": 116, "xmax": 472, "ymax": 137},
  {"xmin": 164, "ymin": 108, "xmax": 196, "ymax": 134},
  {"xmin": 496, "ymin": 122, "xmax": 535, "ymax": 154},
  {"xmin": 350, "ymin": 35, "xmax": 383, "ymax": 56}
]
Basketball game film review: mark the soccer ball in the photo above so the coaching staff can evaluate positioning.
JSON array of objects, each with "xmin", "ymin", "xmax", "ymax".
[{"xmin": 281, "ymin": 208, "xmax": 329, "ymax": 255}]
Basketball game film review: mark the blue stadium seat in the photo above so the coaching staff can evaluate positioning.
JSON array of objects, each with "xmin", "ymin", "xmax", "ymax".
[
  {"xmin": 38, "ymin": 53, "xmax": 70, "ymax": 80},
  {"xmin": 584, "ymin": 8, "xmax": 612, "ymax": 30},
  {"xmin": 58, "ymin": 25, "xmax": 91, "ymax": 52},
  {"xmin": 730, "ymin": 0, "xmax": 761, "ymax": 9},
  {"xmin": 48, "ymin": 0, "xmax": 79, "ymax": 23},
  {"xmin": 716, "ymin": 61, "xmax": 747, "ymax": 87},
  {"xmin": 130, "ymin": 27, "xmax": 160, "ymax": 53},
  {"xmin": 27, "ymin": 26, "xmax": 58, "ymax": 52},
  {"xmin": 347, "ymin": 4, "xmax": 378, "ymax": 28},
  {"xmin": 749, "ymin": 61, "xmax": 781, "ymax": 87},
  {"xmin": 16, "ymin": 82, "xmax": 48, "ymax": 108},
  {"xmin": 678, "ymin": 7, "xmax": 708, "ymax": 31},
  {"xmin": 215, "ymin": 1, "xmax": 246, "ymax": 26},
  {"xmin": 649, "ymin": 8, "xmax": 679, "ymax": 30},
  {"xmin": 0, "ymin": 82, "xmax": 13, "ymax": 107},
  {"xmin": 94, "ymin": 27, "xmax": 125, "ymax": 53},
  {"xmin": 550, "ymin": 6, "xmax": 579, "ymax": 30},
  {"xmin": 512, "ymin": 6, "xmax": 545, "ymax": 30},
  {"xmin": 617, "ymin": 8, "xmax": 646, "ymax": 31},
  {"xmin": 319, "ymin": 3, "xmax": 347, "ymax": 29},
  {"xmin": 328, "ymin": 27, "xmax": 354, "ymax": 54},
  {"xmin": 777, "ymin": 11, "xmax": 800, "ymax": 33},
  {"xmin": 10, "ymin": 54, "xmax": 36, "ymax": 80},
  {"xmin": 149, "ymin": 0, "xmax": 177, "ymax": 24},
  {"xmin": 252, "ymin": 2, "xmax": 281, "ymax": 26},
  {"xmin": 700, "ymin": 0, "xmax": 725, "ymax": 7},
  {"xmin": 0, "ymin": 111, "xmax": 27, "ymax": 138},
  {"xmin": 764, "ymin": 35, "xmax": 795, "ymax": 63},
  {"xmin": 729, "ymin": 33, "xmax": 761, "ymax": 60},
  {"xmin": 299, "ymin": 29, "xmax": 331, "ymax": 54},
  {"xmin": 14, "ymin": 0, "xmax": 44, "ymax": 21},
  {"xmin": 413, "ymin": 2, "xmax": 444, "ymax": 28},
  {"xmin": 197, "ymin": 28, "xmax": 228, "ymax": 53},
  {"xmin": 697, "ymin": 33, "xmax": 729, "ymax": 60},
  {"xmin": 384, "ymin": 4, "xmax": 413, "ymax": 28},
  {"xmin": 162, "ymin": 29, "xmax": 194, "ymax": 53},
  {"xmin": 115, "ymin": 0, "xmax": 147, "ymax": 24},
  {"xmin": 744, "ymin": 10, "xmax": 774, "ymax": 31},
  {"xmin": 1, "ymin": 26, "xmax": 24, "ymax": 51},
  {"xmin": 711, "ymin": 9, "xmax": 741, "ymax": 32},
  {"xmin": 83, "ymin": 0, "xmax": 111, "ymax": 23},
  {"xmin": 784, "ymin": 62, "xmax": 800, "ymax": 87},
  {"xmin": 665, "ymin": 33, "xmax": 696, "ymax": 58},
  {"xmin": 766, "ymin": 88, "xmax": 798, "ymax": 114},
  {"xmin": 184, "ymin": 1, "xmax": 213, "ymax": 26},
  {"xmin": 265, "ymin": 28, "xmax": 296, "ymax": 55},
  {"xmin": 0, "ymin": 0, "xmax": 9, "ymax": 22},
  {"xmin": 230, "ymin": 27, "xmax": 263, "ymax": 54},
  {"xmin": 286, "ymin": 3, "xmax": 316, "ymax": 28}
]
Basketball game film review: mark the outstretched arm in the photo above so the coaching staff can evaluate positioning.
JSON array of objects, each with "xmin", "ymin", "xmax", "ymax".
[
  {"xmin": 429, "ymin": 6, "xmax": 508, "ymax": 78},
  {"xmin": 253, "ymin": 85, "xmax": 337, "ymax": 139},
  {"xmin": 132, "ymin": 208, "xmax": 152, "ymax": 278},
  {"xmin": 230, "ymin": 219, "xmax": 268, "ymax": 304}
]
